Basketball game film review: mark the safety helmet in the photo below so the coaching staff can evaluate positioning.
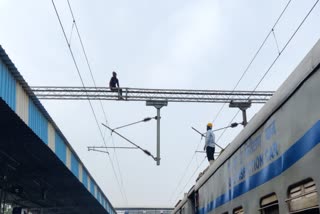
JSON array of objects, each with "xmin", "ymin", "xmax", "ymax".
[{"xmin": 207, "ymin": 123, "xmax": 213, "ymax": 127}]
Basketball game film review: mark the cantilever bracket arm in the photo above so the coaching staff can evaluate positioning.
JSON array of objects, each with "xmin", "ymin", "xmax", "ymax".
[{"xmin": 101, "ymin": 123, "xmax": 157, "ymax": 162}]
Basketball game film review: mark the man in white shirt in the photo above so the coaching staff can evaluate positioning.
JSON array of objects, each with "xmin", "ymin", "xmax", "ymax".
[{"xmin": 204, "ymin": 123, "xmax": 215, "ymax": 164}]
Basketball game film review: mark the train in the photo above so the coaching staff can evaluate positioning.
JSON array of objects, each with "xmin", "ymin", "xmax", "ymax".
[{"xmin": 173, "ymin": 39, "xmax": 320, "ymax": 214}]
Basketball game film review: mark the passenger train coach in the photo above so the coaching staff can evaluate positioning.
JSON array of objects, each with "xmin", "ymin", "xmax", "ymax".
[{"xmin": 173, "ymin": 40, "xmax": 320, "ymax": 214}]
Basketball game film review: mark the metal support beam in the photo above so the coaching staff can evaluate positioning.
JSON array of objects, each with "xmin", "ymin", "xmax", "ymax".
[
  {"xmin": 241, "ymin": 109, "xmax": 248, "ymax": 126},
  {"xmin": 146, "ymin": 100, "xmax": 168, "ymax": 165},
  {"xmin": 87, "ymin": 146, "xmax": 137, "ymax": 154},
  {"xmin": 229, "ymin": 101, "xmax": 252, "ymax": 126},
  {"xmin": 88, "ymin": 146, "xmax": 138, "ymax": 150},
  {"xmin": 30, "ymin": 86, "xmax": 274, "ymax": 104}
]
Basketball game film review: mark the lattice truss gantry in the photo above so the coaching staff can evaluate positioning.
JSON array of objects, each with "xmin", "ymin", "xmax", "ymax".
[{"xmin": 31, "ymin": 87, "xmax": 274, "ymax": 103}]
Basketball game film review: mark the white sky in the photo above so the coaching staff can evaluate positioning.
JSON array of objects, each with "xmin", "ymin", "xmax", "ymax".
[{"xmin": 1, "ymin": 0, "xmax": 320, "ymax": 208}]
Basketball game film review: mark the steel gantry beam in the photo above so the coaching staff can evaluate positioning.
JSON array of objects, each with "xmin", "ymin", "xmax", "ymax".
[{"xmin": 31, "ymin": 87, "xmax": 274, "ymax": 103}]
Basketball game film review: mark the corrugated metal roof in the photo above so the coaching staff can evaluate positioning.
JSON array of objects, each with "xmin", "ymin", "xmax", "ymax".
[
  {"xmin": 0, "ymin": 45, "xmax": 55, "ymax": 128},
  {"xmin": 0, "ymin": 45, "xmax": 115, "ymax": 213}
]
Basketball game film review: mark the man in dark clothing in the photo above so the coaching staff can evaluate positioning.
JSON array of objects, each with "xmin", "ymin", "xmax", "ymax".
[{"xmin": 109, "ymin": 71, "xmax": 123, "ymax": 98}]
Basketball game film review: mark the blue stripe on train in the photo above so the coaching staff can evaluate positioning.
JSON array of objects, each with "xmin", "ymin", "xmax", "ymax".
[{"xmin": 199, "ymin": 120, "xmax": 320, "ymax": 214}]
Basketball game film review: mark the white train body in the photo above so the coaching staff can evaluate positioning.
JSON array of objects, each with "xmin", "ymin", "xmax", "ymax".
[{"xmin": 173, "ymin": 40, "xmax": 320, "ymax": 214}]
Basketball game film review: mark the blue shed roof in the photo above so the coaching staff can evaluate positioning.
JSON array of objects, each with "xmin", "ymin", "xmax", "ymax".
[{"xmin": 0, "ymin": 45, "xmax": 115, "ymax": 214}]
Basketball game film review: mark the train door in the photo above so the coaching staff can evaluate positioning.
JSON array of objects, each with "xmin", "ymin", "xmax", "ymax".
[
  {"xmin": 188, "ymin": 189, "xmax": 196, "ymax": 214},
  {"xmin": 194, "ymin": 191, "xmax": 199, "ymax": 214}
]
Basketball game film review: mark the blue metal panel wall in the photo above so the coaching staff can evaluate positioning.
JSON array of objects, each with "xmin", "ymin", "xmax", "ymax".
[
  {"xmin": 71, "ymin": 153, "xmax": 79, "ymax": 178},
  {"xmin": 90, "ymin": 180, "xmax": 95, "ymax": 195},
  {"xmin": 97, "ymin": 191, "xmax": 100, "ymax": 202},
  {"xmin": 0, "ymin": 59, "xmax": 16, "ymax": 110},
  {"xmin": 0, "ymin": 47, "xmax": 115, "ymax": 214},
  {"xmin": 82, "ymin": 169, "xmax": 88, "ymax": 189},
  {"xmin": 55, "ymin": 133, "xmax": 67, "ymax": 164},
  {"xmin": 29, "ymin": 101, "xmax": 48, "ymax": 144}
]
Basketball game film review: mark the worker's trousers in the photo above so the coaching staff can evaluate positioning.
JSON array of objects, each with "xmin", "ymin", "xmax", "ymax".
[{"xmin": 206, "ymin": 146, "xmax": 215, "ymax": 161}]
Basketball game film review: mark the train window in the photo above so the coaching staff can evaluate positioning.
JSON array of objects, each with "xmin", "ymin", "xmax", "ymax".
[
  {"xmin": 259, "ymin": 193, "xmax": 279, "ymax": 214},
  {"xmin": 286, "ymin": 179, "xmax": 319, "ymax": 213},
  {"xmin": 233, "ymin": 207, "xmax": 244, "ymax": 214}
]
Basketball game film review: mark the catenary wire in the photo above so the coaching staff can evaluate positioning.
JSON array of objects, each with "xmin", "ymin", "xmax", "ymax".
[
  {"xmin": 168, "ymin": 137, "xmax": 202, "ymax": 203},
  {"xmin": 51, "ymin": 0, "xmax": 127, "ymax": 204},
  {"xmin": 250, "ymin": 0, "xmax": 319, "ymax": 94},
  {"xmin": 172, "ymin": 156, "xmax": 207, "ymax": 205},
  {"xmin": 65, "ymin": 0, "xmax": 128, "ymax": 204},
  {"xmin": 215, "ymin": 110, "xmax": 241, "ymax": 145},
  {"xmin": 212, "ymin": 0, "xmax": 293, "ymax": 123},
  {"xmin": 170, "ymin": 110, "xmax": 240, "ymax": 206},
  {"xmin": 102, "ymin": 123, "xmax": 157, "ymax": 161},
  {"xmin": 169, "ymin": 0, "xmax": 318, "ymax": 207},
  {"xmin": 112, "ymin": 116, "xmax": 157, "ymax": 131},
  {"xmin": 169, "ymin": 1, "xmax": 293, "ymax": 206},
  {"xmin": 171, "ymin": 114, "xmax": 239, "ymax": 205},
  {"xmin": 218, "ymin": 0, "xmax": 319, "ymax": 145},
  {"xmin": 272, "ymin": 29, "xmax": 281, "ymax": 55},
  {"xmin": 68, "ymin": 20, "xmax": 75, "ymax": 46}
]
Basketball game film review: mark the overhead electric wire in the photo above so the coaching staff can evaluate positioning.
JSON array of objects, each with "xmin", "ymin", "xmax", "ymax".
[
  {"xmin": 215, "ymin": 110, "xmax": 241, "ymax": 145},
  {"xmin": 170, "ymin": 114, "xmax": 240, "ymax": 206},
  {"xmin": 68, "ymin": 20, "xmax": 75, "ymax": 46},
  {"xmin": 102, "ymin": 123, "xmax": 157, "ymax": 161},
  {"xmin": 65, "ymin": 0, "xmax": 128, "ymax": 204},
  {"xmin": 172, "ymin": 156, "xmax": 207, "ymax": 205},
  {"xmin": 272, "ymin": 29, "xmax": 281, "ymax": 55},
  {"xmin": 218, "ymin": 0, "xmax": 319, "ymax": 144},
  {"xmin": 250, "ymin": 0, "xmax": 319, "ymax": 95},
  {"xmin": 51, "ymin": 0, "xmax": 127, "ymax": 204},
  {"xmin": 65, "ymin": 1, "xmax": 128, "ymax": 204},
  {"xmin": 112, "ymin": 116, "xmax": 157, "ymax": 131},
  {"xmin": 169, "ymin": 0, "xmax": 294, "ymax": 206},
  {"xmin": 212, "ymin": 0, "xmax": 293, "ymax": 123},
  {"xmin": 168, "ymin": 138, "xmax": 200, "ymax": 204},
  {"xmin": 66, "ymin": 0, "xmax": 107, "ymax": 118}
]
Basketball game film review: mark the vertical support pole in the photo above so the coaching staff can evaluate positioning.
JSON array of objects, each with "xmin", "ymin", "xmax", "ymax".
[
  {"xmin": 156, "ymin": 107, "xmax": 161, "ymax": 165},
  {"xmin": 146, "ymin": 100, "xmax": 168, "ymax": 166},
  {"xmin": 229, "ymin": 101, "xmax": 251, "ymax": 127},
  {"xmin": 241, "ymin": 109, "xmax": 248, "ymax": 127}
]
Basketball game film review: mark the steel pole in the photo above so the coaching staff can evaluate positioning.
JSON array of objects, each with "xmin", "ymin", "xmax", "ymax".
[
  {"xmin": 241, "ymin": 109, "xmax": 248, "ymax": 127},
  {"xmin": 156, "ymin": 107, "xmax": 161, "ymax": 165}
]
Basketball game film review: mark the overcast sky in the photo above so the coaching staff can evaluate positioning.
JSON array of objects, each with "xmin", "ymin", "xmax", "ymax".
[{"xmin": 1, "ymin": 0, "xmax": 320, "ymax": 208}]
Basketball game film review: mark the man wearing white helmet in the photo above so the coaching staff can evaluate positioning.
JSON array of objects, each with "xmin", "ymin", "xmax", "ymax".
[{"xmin": 204, "ymin": 122, "xmax": 215, "ymax": 164}]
